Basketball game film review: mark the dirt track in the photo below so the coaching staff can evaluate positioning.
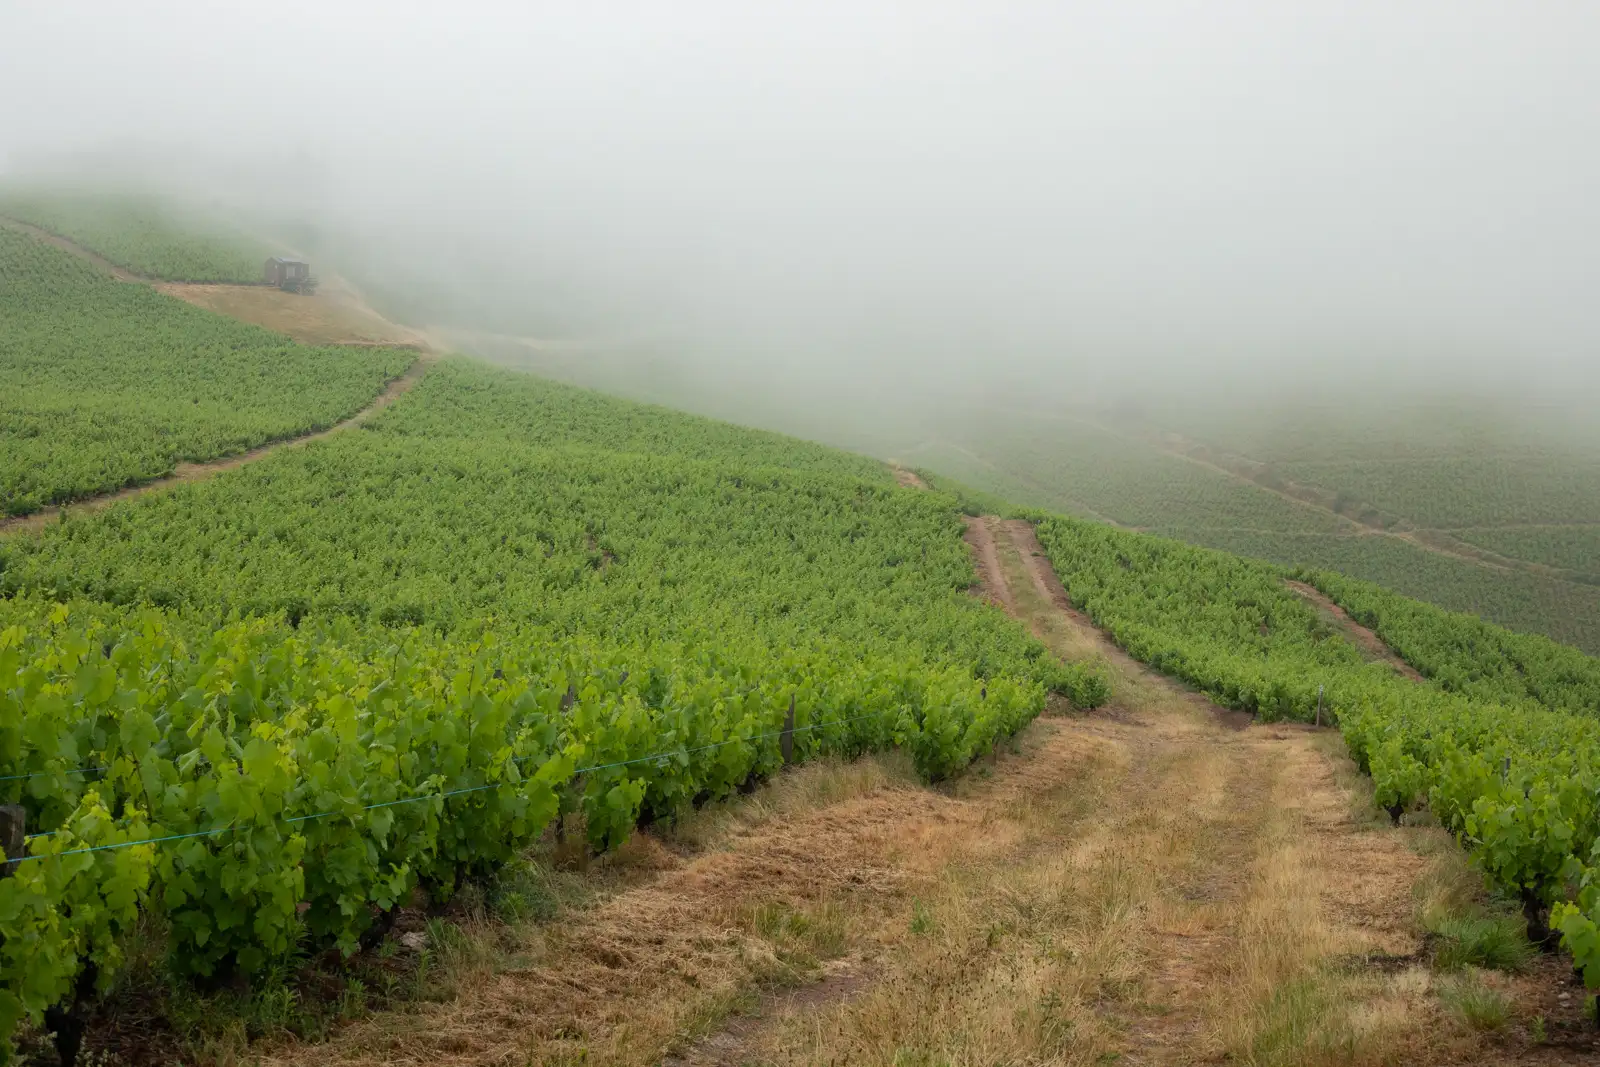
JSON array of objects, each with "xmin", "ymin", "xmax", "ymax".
[
  {"xmin": 1286, "ymin": 579, "xmax": 1426, "ymax": 681},
  {"xmin": 1, "ymin": 216, "xmax": 143, "ymax": 280},
  {"xmin": 0, "ymin": 354, "xmax": 434, "ymax": 537},
  {"xmin": 260, "ymin": 514, "xmax": 1547, "ymax": 1067},
  {"xmin": 960, "ymin": 515, "xmax": 1014, "ymax": 615},
  {"xmin": 888, "ymin": 465, "xmax": 928, "ymax": 490}
]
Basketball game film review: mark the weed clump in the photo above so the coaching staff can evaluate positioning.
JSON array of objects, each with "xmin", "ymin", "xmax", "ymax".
[
  {"xmin": 1427, "ymin": 913, "xmax": 1534, "ymax": 973},
  {"xmin": 1436, "ymin": 972, "xmax": 1512, "ymax": 1031}
]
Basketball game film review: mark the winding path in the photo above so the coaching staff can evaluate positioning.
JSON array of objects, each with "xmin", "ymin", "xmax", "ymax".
[
  {"xmin": 0, "ymin": 218, "xmax": 436, "ymax": 537},
  {"xmin": 1285, "ymin": 578, "xmax": 1426, "ymax": 681},
  {"xmin": 0, "ymin": 217, "xmax": 144, "ymax": 280},
  {"xmin": 0, "ymin": 353, "xmax": 434, "ymax": 537}
]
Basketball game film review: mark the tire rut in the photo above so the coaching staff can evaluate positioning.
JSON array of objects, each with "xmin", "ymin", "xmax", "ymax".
[
  {"xmin": 961, "ymin": 515, "xmax": 1015, "ymax": 615},
  {"xmin": 984, "ymin": 516, "xmax": 1432, "ymax": 1065}
]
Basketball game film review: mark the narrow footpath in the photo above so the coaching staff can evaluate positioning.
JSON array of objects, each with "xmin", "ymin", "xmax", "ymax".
[
  {"xmin": 0, "ymin": 353, "xmax": 435, "ymax": 537},
  {"xmin": 1285, "ymin": 578, "xmax": 1426, "ymax": 681}
]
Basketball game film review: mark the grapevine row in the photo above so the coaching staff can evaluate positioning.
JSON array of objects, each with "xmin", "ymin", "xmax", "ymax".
[{"xmin": 1300, "ymin": 567, "xmax": 1600, "ymax": 715}]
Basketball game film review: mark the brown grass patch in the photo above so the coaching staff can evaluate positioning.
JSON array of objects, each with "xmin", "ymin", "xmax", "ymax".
[{"xmin": 155, "ymin": 277, "xmax": 431, "ymax": 348}]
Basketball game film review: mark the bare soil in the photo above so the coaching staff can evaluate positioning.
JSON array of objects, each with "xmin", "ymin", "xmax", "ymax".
[
  {"xmin": 1286, "ymin": 579, "xmax": 1426, "ymax": 681},
  {"xmin": 154, "ymin": 278, "xmax": 431, "ymax": 348},
  {"xmin": 960, "ymin": 514, "xmax": 1014, "ymax": 614},
  {"xmin": 888, "ymin": 465, "xmax": 929, "ymax": 490}
]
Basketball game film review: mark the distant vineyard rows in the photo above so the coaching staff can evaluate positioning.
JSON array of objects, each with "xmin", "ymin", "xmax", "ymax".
[
  {"xmin": 0, "ymin": 192, "xmax": 271, "ymax": 283},
  {"xmin": 1157, "ymin": 527, "xmax": 1600, "ymax": 655},
  {"xmin": 922, "ymin": 412, "xmax": 1600, "ymax": 654},
  {"xmin": 1277, "ymin": 457, "xmax": 1600, "ymax": 529},
  {"xmin": 1450, "ymin": 525, "xmax": 1600, "ymax": 580},
  {"xmin": 917, "ymin": 414, "xmax": 1349, "ymax": 533},
  {"xmin": 0, "ymin": 228, "xmax": 408, "ymax": 517}
]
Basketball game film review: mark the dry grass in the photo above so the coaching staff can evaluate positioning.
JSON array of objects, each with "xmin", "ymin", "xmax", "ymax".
[
  {"xmin": 657, "ymin": 749, "xmax": 921, "ymax": 855},
  {"xmin": 720, "ymin": 717, "xmax": 1438, "ymax": 1067},
  {"xmin": 260, "ymin": 751, "xmax": 949, "ymax": 1067},
  {"xmin": 1211, "ymin": 735, "xmax": 1429, "ymax": 1067},
  {"xmin": 740, "ymin": 723, "xmax": 1141, "ymax": 1066},
  {"xmin": 153, "ymin": 275, "xmax": 431, "ymax": 348}
]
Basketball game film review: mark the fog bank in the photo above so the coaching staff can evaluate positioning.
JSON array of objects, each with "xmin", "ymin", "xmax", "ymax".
[{"xmin": 4, "ymin": 2, "xmax": 1598, "ymax": 439}]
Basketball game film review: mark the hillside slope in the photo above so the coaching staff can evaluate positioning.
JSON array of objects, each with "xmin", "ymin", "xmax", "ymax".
[
  {"xmin": 0, "ymin": 225, "xmax": 411, "ymax": 518},
  {"xmin": 0, "ymin": 190, "xmax": 271, "ymax": 282},
  {"xmin": 1, "ymin": 347, "xmax": 1110, "ymax": 1062},
  {"xmin": 6, "ymin": 194, "xmax": 1600, "ymax": 1064}
]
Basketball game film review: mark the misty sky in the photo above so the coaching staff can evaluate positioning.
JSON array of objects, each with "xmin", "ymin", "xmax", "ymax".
[{"xmin": 3, "ymin": 2, "xmax": 1597, "ymax": 414}]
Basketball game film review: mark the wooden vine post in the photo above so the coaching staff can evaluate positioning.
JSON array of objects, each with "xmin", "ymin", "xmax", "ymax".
[
  {"xmin": 780, "ymin": 694, "xmax": 796, "ymax": 765},
  {"xmin": 555, "ymin": 685, "xmax": 578, "ymax": 845},
  {"xmin": 0, "ymin": 805, "xmax": 24, "ymax": 878}
]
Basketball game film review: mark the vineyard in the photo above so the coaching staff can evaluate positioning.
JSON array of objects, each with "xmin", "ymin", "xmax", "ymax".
[
  {"xmin": 0, "ymin": 597, "xmax": 1053, "ymax": 1044},
  {"xmin": 922, "ymin": 407, "xmax": 1600, "ymax": 655},
  {"xmin": 1451, "ymin": 524, "xmax": 1600, "ymax": 580},
  {"xmin": 1030, "ymin": 515, "xmax": 1600, "ymax": 1008},
  {"xmin": 1276, "ymin": 455, "xmax": 1600, "ymax": 529},
  {"xmin": 1300, "ymin": 568, "xmax": 1600, "ymax": 715},
  {"xmin": 0, "ymin": 362, "xmax": 1079, "ymax": 676},
  {"xmin": 0, "ymin": 228, "xmax": 409, "ymax": 518},
  {"xmin": 0, "ymin": 358, "xmax": 1105, "ymax": 1061},
  {"xmin": 1160, "ymin": 526, "xmax": 1600, "ymax": 654},
  {"xmin": 911, "ymin": 411, "xmax": 1351, "ymax": 533},
  {"xmin": 0, "ymin": 191, "xmax": 271, "ymax": 283},
  {"xmin": 7, "ymin": 191, "xmax": 1600, "ymax": 1062}
]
